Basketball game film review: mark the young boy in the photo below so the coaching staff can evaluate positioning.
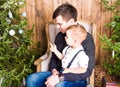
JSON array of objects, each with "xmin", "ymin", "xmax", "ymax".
[{"xmin": 50, "ymin": 24, "xmax": 89, "ymax": 75}]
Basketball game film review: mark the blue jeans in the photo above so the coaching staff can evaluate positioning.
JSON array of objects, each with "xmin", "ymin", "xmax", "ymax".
[{"xmin": 26, "ymin": 71, "xmax": 87, "ymax": 87}]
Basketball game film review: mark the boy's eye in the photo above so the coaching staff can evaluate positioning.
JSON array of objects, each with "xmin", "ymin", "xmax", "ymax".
[{"xmin": 65, "ymin": 36, "xmax": 68, "ymax": 39}]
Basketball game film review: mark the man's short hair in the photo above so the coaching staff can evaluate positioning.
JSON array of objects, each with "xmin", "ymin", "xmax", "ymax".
[{"xmin": 53, "ymin": 3, "xmax": 77, "ymax": 22}]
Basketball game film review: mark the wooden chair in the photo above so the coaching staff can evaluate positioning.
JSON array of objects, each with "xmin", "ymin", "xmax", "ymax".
[{"xmin": 34, "ymin": 21, "xmax": 96, "ymax": 87}]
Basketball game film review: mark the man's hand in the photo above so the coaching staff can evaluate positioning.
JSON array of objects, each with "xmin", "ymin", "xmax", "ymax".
[
  {"xmin": 52, "ymin": 69, "xmax": 59, "ymax": 75},
  {"xmin": 45, "ymin": 75, "xmax": 59, "ymax": 87}
]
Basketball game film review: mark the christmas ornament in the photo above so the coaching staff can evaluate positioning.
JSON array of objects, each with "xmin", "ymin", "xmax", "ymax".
[
  {"xmin": 9, "ymin": 29, "xmax": 15, "ymax": 36},
  {"xmin": 6, "ymin": 18, "xmax": 11, "ymax": 24},
  {"xmin": 22, "ymin": 12, "xmax": 26, "ymax": 17},
  {"xmin": 8, "ymin": 10, "xmax": 13, "ymax": 19},
  {"xmin": 18, "ymin": 2, "xmax": 24, "ymax": 5},
  {"xmin": 112, "ymin": 50, "xmax": 115, "ymax": 58},
  {"xmin": 11, "ymin": 19, "xmax": 18, "ymax": 24},
  {"xmin": 18, "ymin": 29, "xmax": 24, "ymax": 34}
]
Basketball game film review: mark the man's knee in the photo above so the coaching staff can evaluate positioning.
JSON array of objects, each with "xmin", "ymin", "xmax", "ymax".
[{"xmin": 27, "ymin": 73, "xmax": 38, "ymax": 82}]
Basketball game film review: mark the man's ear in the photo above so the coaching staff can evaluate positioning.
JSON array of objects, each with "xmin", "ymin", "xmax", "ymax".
[{"xmin": 69, "ymin": 19, "xmax": 74, "ymax": 23}]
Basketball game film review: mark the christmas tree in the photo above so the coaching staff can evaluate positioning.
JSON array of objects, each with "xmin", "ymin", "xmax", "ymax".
[{"xmin": 0, "ymin": 0, "xmax": 37, "ymax": 86}]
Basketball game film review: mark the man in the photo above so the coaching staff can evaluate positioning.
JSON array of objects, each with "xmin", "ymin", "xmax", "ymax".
[{"xmin": 26, "ymin": 3, "xmax": 95, "ymax": 87}]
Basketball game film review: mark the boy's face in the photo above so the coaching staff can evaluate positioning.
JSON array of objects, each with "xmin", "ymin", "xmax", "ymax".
[
  {"xmin": 55, "ymin": 15, "xmax": 73, "ymax": 33},
  {"xmin": 65, "ymin": 30, "xmax": 75, "ymax": 46}
]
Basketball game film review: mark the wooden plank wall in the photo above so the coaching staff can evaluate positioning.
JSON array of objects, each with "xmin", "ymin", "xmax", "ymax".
[{"xmin": 21, "ymin": 0, "xmax": 115, "ymax": 65}]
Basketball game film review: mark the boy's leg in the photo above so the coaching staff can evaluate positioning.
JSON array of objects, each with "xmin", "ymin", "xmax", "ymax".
[{"xmin": 26, "ymin": 71, "xmax": 51, "ymax": 87}]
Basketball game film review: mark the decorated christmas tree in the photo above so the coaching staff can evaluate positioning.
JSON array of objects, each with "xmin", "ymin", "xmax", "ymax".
[{"xmin": 0, "ymin": 0, "xmax": 38, "ymax": 86}]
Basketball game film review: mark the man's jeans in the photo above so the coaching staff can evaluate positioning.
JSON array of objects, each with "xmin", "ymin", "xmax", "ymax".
[{"xmin": 26, "ymin": 71, "xmax": 87, "ymax": 87}]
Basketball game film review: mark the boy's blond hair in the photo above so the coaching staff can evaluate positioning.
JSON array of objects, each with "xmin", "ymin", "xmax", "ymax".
[{"xmin": 66, "ymin": 24, "xmax": 87, "ymax": 42}]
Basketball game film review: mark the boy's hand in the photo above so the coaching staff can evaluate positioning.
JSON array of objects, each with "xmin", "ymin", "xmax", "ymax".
[{"xmin": 50, "ymin": 42, "xmax": 57, "ymax": 52}]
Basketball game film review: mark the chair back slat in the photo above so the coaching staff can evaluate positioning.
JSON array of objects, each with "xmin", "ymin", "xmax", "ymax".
[{"xmin": 45, "ymin": 22, "xmax": 60, "ymax": 56}]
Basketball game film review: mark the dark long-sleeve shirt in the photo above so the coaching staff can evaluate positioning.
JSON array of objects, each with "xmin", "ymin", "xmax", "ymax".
[{"xmin": 48, "ymin": 32, "xmax": 95, "ymax": 81}]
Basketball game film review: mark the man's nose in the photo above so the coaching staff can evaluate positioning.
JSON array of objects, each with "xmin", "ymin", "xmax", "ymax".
[{"xmin": 56, "ymin": 24, "xmax": 60, "ymax": 29}]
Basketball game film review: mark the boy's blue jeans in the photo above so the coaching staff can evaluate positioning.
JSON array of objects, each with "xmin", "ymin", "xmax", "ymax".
[{"xmin": 26, "ymin": 71, "xmax": 87, "ymax": 87}]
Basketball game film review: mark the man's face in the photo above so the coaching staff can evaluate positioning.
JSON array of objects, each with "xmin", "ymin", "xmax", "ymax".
[{"xmin": 55, "ymin": 15, "xmax": 73, "ymax": 33}]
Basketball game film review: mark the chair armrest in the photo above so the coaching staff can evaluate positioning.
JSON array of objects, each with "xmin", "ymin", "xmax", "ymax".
[
  {"xmin": 34, "ymin": 53, "xmax": 51, "ymax": 72},
  {"xmin": 34, "ymin": 54, "xmax": 47, "ymax": 72},
  {"xmin": 34, "ymin": 54, "xmax": 48, "ymax": 65}
]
